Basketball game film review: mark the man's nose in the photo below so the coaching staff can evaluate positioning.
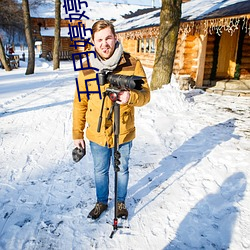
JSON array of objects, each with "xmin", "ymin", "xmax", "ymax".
[{"xmin": 103, "ymin": 40, "xmax": 108, "ymax": 46}]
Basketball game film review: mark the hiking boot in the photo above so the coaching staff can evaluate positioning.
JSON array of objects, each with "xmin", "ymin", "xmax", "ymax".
[
  {"xmin": 87, "ymin": 202, "xmax": 108, "ymax": 220},
  {"xmin": 117, "ymin": 202, "xmax": 128, "ymax": 219}
]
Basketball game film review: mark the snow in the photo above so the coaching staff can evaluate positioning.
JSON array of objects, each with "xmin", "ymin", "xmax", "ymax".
[
  {"xmin": 40, "ymin": 26, "xmax": 93, "ymax": 38},
  {"xmin": 84, "ymin": 0, "xmax": 161, "ymax": 7},
  {"xmin": 30, "ymin": 1, "xmax": 152, "ymax": 20},
  {"xmin": 114, "ymin": 9, "xmax": 160, "ymax": 33},
  {"xmin": 0, "ymin": 48, "xmax": 250, "ymax": 249},
  {"xmin": 114, "ymin": 0, "xmax": 249, "ymax": 32},
  {"xmin": 181, "ymin": 0, "xmax": 249, "ymax": 21},
  {"xmin": 29, "ymin": 0, "xmax": 250, "ymax": 36}
]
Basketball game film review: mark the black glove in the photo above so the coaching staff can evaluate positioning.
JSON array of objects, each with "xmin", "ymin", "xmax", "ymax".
[{"xmin": 72, "ymin": 145, "xmax": 86, "ymax": 162}]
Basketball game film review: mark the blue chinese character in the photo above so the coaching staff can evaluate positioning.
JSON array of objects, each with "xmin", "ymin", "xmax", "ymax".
[
  {"xmin": 70, "ymin": 39, "xmax": 94, "ymax": 49},
  {"xmin": 75, "ymin": 75, "xmax": 102, "ymax": 101},
  {"xmin": 65, "ymin": 11, "xmax": 89, "ymax": 22},
  {"xmin": 68, "ymin": 22, "xmax": 93, "ymax": 41},
  {"xmin": 63, "ymin": 0, "xmax": 88, "ymax": 14},
  {"xmin": 72, "ymin": 51, "xmax": 99, "ymax": 72}
]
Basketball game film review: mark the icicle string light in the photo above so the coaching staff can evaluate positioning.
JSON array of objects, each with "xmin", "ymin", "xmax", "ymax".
[
  {"xmin": 179, "ymin": 16, "xmax": 250, "ymax": 36},
  {"xmin": 117, "ymin": 16, "xmax": 250, "ymax": 40}
]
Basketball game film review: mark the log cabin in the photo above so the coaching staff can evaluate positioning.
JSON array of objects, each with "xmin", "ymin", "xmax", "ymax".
[
  {"xmin": 31, "ymin": 17, "xmax": 94, "ymax": 60},
  {"xmin": 114, "ymin": 0, "xmax": 250, "ymax": 94}
]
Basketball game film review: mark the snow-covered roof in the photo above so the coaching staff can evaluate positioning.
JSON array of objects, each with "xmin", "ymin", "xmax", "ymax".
[
  {"xmin": 114, "ymin": 8, "xmax": 160, "ymax": 33},
  {"xmin": 30, "ymin": 1, "xmax": 151, "ymax": 21},
  {"xmin": 114, "ymin": 0, "xmax": 250, "ymax": 33},
  {"xmin": 40, "ymin": 27, "xmax": 92, "ymax": 38},
  {"xmin": 182, "ymin": 0, "xmax": 250, "ymax": 21}
]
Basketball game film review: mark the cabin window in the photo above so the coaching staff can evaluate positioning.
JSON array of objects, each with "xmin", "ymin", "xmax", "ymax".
[
  {"xmin": 146, "ymin": 38, "xmax": 150, "ymax": 53},
  {"xmin": 137, "ymin": 38, "xmax": 156, "ymax": 54},
  {"xmin": 137, "ymin": 39, "xmax": 144, "ymax": 53},
  {"xmin": 150, "ymin": 38, "xmax": 155, "ymax": 53},
  {"xmin": 137, "ymin": 39, "xmax": 140, "ymax": 53}
]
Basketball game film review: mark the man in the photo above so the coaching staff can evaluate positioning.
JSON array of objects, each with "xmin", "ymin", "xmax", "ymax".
[{"xmin": 72, "ymin": 20, "xmax": 150, "ymax": 220}]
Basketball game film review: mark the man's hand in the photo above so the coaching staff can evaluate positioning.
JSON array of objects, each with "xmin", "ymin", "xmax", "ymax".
[
  {"xmin": 74, "ymin": 139, "xmax": 85, "ymax": 149},
  {"xmin": 72, "ymin": 139, "xmax": 86, "ymax": 162},
  {"xmin": 116, "ymin": 90, "xmax": 130, "ymax": 105}
]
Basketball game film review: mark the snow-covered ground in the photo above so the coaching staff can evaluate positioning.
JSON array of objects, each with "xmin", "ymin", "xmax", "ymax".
[{"xmin": 0, "ymin": 49, "xmax": 250, "ymax": 250}]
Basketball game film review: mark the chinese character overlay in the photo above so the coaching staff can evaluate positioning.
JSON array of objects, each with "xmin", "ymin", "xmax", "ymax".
[
  {"xmin": 63, "ymin": 1, "xmax": 102, "ymax": 100},
  {"xmin": 75, "ymin": 75, "xmax": 102, "ymax": 101}
]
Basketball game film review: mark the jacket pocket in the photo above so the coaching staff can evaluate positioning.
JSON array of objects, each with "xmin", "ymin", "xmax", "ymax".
[{"xmin": 120, "ymin": 106, "xmax": 135, "ymax": 134}]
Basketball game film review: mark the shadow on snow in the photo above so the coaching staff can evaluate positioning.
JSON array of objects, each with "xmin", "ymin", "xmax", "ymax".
[
  {"xmin": 127, "ymin": 118, "xmax": 244, "ymax": 247},
  {"xmin": 128, "ymin": 118, "xmax": 239, "ymax": 213},
  {"xmin": 164, "ymin": 172, "xmax": 247, "ymax": 249},
  {"xmin": 0, "ymin": 100, "xmax": 72, "ymax": 117}
]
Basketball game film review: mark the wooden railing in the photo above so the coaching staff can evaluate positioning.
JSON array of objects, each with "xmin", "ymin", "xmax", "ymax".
[{"xmin": 46, "ymin": 51, "xmax": 72, "ymax": 61}]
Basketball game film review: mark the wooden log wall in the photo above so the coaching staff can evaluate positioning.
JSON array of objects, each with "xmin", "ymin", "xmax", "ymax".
[
  {"xmin": 173, "ymin": 34, "xmax": 199, "ymax": 81},
  {"xmin": 184, "ymin": 35, "xmax": 198, "ymax": 79},
  {"xmin": 32, "ymin": 17, "xmax": 89, "ymax": 59},
  {"xmin": 173, "ymin": 35, "xmax": 185, "ymax": 74},
  {"xmin": 121, "ymin": 39, "xmax": 137, "ymax": 54},
  {"xmin": 32, "ymin": 18, "xmax": 70, "ymax": 29},
  {"xmin": 134, "ymin": 53, "xmax": 155, "ymax": 68},
  {"xmin": 41, "ymin": 36, "xmax": 88, "ymax": 59},
  {"xmin": 203, "ymin": 34, "xmax": 216, "ymax": 82},
  {"xmin": 120, "ymin": 38, "xmax": 156, "ymax": 68}
]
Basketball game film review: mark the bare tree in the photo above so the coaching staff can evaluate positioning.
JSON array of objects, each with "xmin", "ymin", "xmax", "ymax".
[
  {"xmin": 151, "ymin": 0, "xmax": 182, "ymax": 90},
  {"xmin": 22, "ymin": 0, "xmax": 35, "ymax": 75},
  {"xmin": 0, "ymin": 37, "xmax": 11, "ymax": 71},
  {"xmin": 53, "ymin": 0, "xmax": 61, "ymax": 70},
  {"xmin": 0, "ymin": 0, "xmax": 24, "ymax": 40},
  {"xmin": 0, "ymin": 0, "xmax": 23, "ymax": 71}
]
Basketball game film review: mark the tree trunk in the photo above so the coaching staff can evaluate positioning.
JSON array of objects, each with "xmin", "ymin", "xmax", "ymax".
[
  {"xmin": 0, "ymin": 37, "xmax": 11, "ymax": 71},
  {"xmin": 151, "ymin": 0, "xmax": 182, "ymax": 90},
  {"xmin": 22, "ymin": 0, "xmax": 35, "ymax": 75},
  {"xmin": 53, "ymin": 0, "xmax": 61, "ymax": 70}
]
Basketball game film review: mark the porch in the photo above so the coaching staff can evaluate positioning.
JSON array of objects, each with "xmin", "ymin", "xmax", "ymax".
[{"xmin": 205, "ymin": 79, "xmax": 250, "ymax": 97}]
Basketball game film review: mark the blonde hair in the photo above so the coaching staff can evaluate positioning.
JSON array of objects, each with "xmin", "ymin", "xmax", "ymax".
[{"xmin": 91, "ymin": 20, "xmax": 116, "ymax": 40}]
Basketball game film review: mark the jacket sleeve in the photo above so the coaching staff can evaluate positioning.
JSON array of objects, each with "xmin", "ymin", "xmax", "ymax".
[
  {"xmin": 72, "ymin": 70, "xmax": 88, "ymax": 140},
  {"xmin": 128, "ymin": 59, "xmax": 150, "ymax": 107}
]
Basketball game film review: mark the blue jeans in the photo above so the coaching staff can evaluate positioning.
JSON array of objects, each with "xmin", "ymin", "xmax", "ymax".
[{"xmin": 90, "ymin": 141, "xmax": 132, "ymax": 205}]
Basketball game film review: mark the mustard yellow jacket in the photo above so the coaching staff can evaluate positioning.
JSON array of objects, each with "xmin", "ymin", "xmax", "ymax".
[{"xmin": 72, "ymin": 52, "xmax": 150, "ymax": 148}]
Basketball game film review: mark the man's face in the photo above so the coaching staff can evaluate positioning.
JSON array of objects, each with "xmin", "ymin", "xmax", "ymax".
[{"xmin": 93, "ymin": 27, "xmax": 117, "ymax": 60}]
